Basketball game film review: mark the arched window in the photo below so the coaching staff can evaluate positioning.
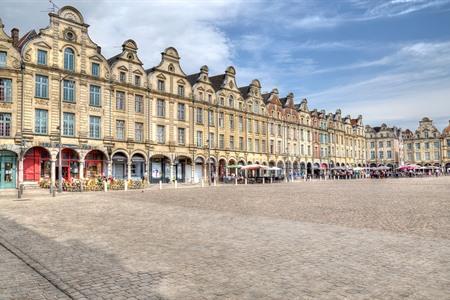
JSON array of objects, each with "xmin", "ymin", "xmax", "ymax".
[
  {"xmin": 228, "ymin": 95, "xmax": 234, "ymax": 107},
  {"xmin": 64, "ymin": 48, "xmax": 75, "ymax": 71}
]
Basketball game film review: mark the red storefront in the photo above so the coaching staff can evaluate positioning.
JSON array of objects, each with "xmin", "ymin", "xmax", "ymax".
[
  {"xmin": 84, "ymin": 150, "xmax": 107, "ymax": 178},
  {"xmin": 57, "ymin": 148, "xmax": 80, "ymax": 181},
  {"xmin": 23, "ymin": 147, "xmax": 51, "ymax": 182}
]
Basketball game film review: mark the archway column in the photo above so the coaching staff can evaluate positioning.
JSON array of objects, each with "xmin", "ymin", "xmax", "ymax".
[
  {"xmin": 18, "ymin": 157, "xmax": 24, "ymax": 184},
  {"xmin": 50, "ymin": 159, "xmax": 56, "ymax": 186},
  {"xmin": 107, "ymin": 160, "xmax": 112, "ymax": 177},
  {"xmin": 191, "ymin": 161, "xmax": 195, "ymax": 183},
  {"xmin": 127, "ymin": 162, "xmax": 132, "ymax": 180},
  {"xmin": 79, "ymin": 159, "xmax": 85, "ymax": 180},
  {"xmin": 170, "ymin": 163, "xmax": 174, "ymax": 182}
]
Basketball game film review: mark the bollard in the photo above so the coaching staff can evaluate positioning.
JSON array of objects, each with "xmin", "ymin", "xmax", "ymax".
[
  {"xmin": 245, "ymin": 178, "xmax": 248, "ymax": 185},
  {"xmin": 17, "ymin": 187, "xmax": 22, "ymax": 199},
  {"xmin": 52, "ymin": 186, "xmax": 56, "ymax": 197},
  {"xmin": 235, "ymin": 177, "xmax": 238, "ymax": 185},
  {"xmin": 262, "ymin": 177, "xmax": 265, "ymax": 184},
  {"xmin": 80, "ymin": 182, "xmax": 84, "ymax": 193},
  {"xmin": 175, "ymin": 180, "xmax": 178, "ymax": 189},
  {"xmin": 304, "ymin": 176, "xmax": 306, "ymax": 182},
  {"xmin": 103, "ymin": 181, "xmax": 108, "ymax": 192},
  {"xmin": 213, "ymin": 180, "xmax": 216, "ymax": 187},
  {"xmin": 271, "ymin": 177, "xmax": 273, "ymax": 184},
  {"xmin": 201, "ymin": 179, "xmax": 204, "ymax": 188},
  {"xmin": 159, "ymin": 180, "xmax": 162, "ymax": 190},
  {"xmin": 124, "ymin": 180, "xmax": 128, "ymax": 191}
]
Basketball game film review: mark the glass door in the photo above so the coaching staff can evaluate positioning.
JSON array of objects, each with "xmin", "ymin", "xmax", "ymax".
[{"xmin": 0, "ymin": 157, "xmax": 16, "ymax": 189}]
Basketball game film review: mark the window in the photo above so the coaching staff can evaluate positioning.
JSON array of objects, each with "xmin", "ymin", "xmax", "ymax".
[
  {"xmin": 247, "ymin": 118, "xmax": 252, "ymax": 133},
  {"xmin": 238, "ymin": 116, "xmax": 243, "ymax": 132},
  {"xmin": 0, "ymin": 113, "xmax": 11, "ymax": 136},
  {"xmin": 229, "ymin": 114, "xmax": 234, "ymax": 129},
  {"xmin": 218, "ymin": 112, "xmax": 224, "ymax": 128},
  {"xmin": 378, "ymin": 151, "xmax": 384, "ymax": 159},
  {"xmin": 386, "ymin": 141, "xmax": 391, "ymax": 148},
  {"xmin": 34, "ymin": 109, "xmax": 48, "ymax": 134},
  {"xmin": 89, "ymin": 85, "xmax": 101, "ymax": 107},
  {"xmin": 64, "ymin": 48, "xmax": 75, "ymax": 71},
  {"xmin": 196, "ymin": 131, "xmax": 203, "ymax": 147},
  {"xmin": 177, "ymin": 128, "xmax": 185, "ymax": 145},
  {"xmin": 229, "ymin": 135, "xmax": 234, "ymax": 149},
  {"xmin": 434, "ymin": 141, "xmax": 440, "ymax": 149},
  {"xmin": 116, "ymin": 120, "xmax": 125, "ymax": 140},
  {"xmin": 134, "ymin": 75, "xmax": 141, "ymax": 86},
  {"xmin": 135, "ymin": 95, "xmax": 143, "ymax": 113},
  {"xmin": 0, "ymin": 52, "xmax": 6, "ymax": 67},
  {"xmin": 0, "ymin": 78, "xmax": 12, "ymax": 102},
  {"xmin": 208, "ymin": 132, "xmax": 214, "ymax": 148},
  {"xmin": 255, "ymin": 139, "xmax": 260, "ymax": 152},
  {"xmin": 278, "ymin": 124, "xmax": 282, "ymax": 137},
  {"xmin": 219, "ymin": 134, "xmax": 224, "ymax": 149},
  {"xmin": 63, "ymin": 112, "xmax": 75, "ymax": 136},
  {"xmin": 424, "ymin": 131, "xmax": 429, "ymax": 138},
  {"xmin": 177, "ymin": 85, "xmax": 184, "ymax": 97},
  {"xmin": 248, "ymin": 138, "xmax": 253, "ymax": 152},
  {"xmin": 239, "ymin": 137, "xmax": 244, "ymax": 150},
  {"xmin": 261, "ymin": 140, "xmax": 266, "ymax": 153},
  {"xmin": 447, "ymin": 139, "xmax": 450, "ymax": 147},
  {"xmin": 254, "ymin": 120, "xmax": 259, "ymax": 133},
  {"xmin": 387, "ymin": 150, "xmax": 392, "ymax": 159},
  {"xmin": 208, "ymin": 110, "xmax": 214, "ymax": 126},
  {"xmin": 91, "ymin": 63, "xmax": 100, "ymax": 77},
  {"xmin": 270, "ymin": 140, "xmax": 274, "ymax": 154},
  {"xmin": 277, "ymin": 141, "xmax": 281, "ymax": 153},
  {"xmin": 156, "ymin": 99, "xmax": 165, "ymax": 117},
  {"xmin": 116, "ymin": 91, "xmax": 126, "ymax": 110},
  {"xmin": 208, "ymin": 94, "xmax": 212, "ymax": 103},
  {"xmin": 220, "ymin": 97, "xmax": 224, "ymax": 106},
  {"xmin": 157, "ymin": 80, "xmax": 165, "ymax": 91},
  {"xmin": 301, "ymin": 144, "xmax": 304, "ymax": 155},
  {"xmin": 407, "ymin": 143, "xmax": 412, "ymax": 150},
  {"xmin": 135, "ymin": 122, "xmax": 144, "ymax": 142},
  {"xmin": 228, "ymin": 96, "xmax": 234, "ymax": 107},
  {"xmin": 62, "ymin": 80, "xmax": 75, "ymax": 102},
  {"xmin": 425, "ymin": 142, "xmax": 430, "ymax": 149},
  {"xmin": 198, "ymin": 91, "xmax": 203, "ymax": 101},
  {"xmin": 157, "ymin": 125, "xmax": 165, "ymax": 143},
  {"xmin": 37, "ymin": 50, "xmax": 47, "ymax": 65},
  {"xmin": 35, "ymin": 75, "xmax": 48, "ymax": 98},
  {"xmin": 117, "ymin": 72, "xmax": 126, "ymax": 83},
  {"xmin": 425, "ymin": 152, "xmax": 430, "ymax": 160},
  {"xmin": 415, "ymin": 143, "xmax": 421, "ymax": 149},
  {"xmin": 378, "ymin": 141, "xmax": 383, "ymax": 148},
  {"xmin": 196, "ymin": 108, "xmax": 203, "ymax": 124},
  {"xmin": 434, "ymin": 151, "xmax": 440, "ymax": 160},
  {"xmin": 415, "ymin": 152, "xmax": 421, "ymax": 160},
  {"xmin": 89, "ymin": 116, "xmax": 101, "ymax": 138},
  {"xmin": 177, "ymin": 103, "xmax": 185, "ymax": 121}
]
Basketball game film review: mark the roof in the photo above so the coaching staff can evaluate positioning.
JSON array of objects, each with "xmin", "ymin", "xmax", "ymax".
[
  {"xmin": 17, "ymin": 29, "xmax": 37, "ymax": 50},
  {"xmin": 279, "ymin": 97, "xmax": 287, "ymax": 107},
  {"xmin": 350, "ymin": 119, "xmax": 358, "ymax": 126},
  {"xmin": 107, "ymin": 53, "xmax": 121, "ymax": 65},
  {"xmin": 186, "ymin": 72, "xmax": 200, "ymax": 86},
  {"xmin": 208, "ymin": 74, "xmax": 225, "ymax": 92},
  {"xmin": 238, "ymin": 86, "xmax": 250, "ymax": 97},
  {"xmin": 443, "ymin": 122, "xmax": 450, "ymax": 135},
  {"xmin": 261, "ymin": 93, "xmax": 271, "ymax": 104}
]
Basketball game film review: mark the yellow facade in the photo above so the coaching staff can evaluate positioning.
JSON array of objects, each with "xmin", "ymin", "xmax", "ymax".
[{"xmin": 0, "ymin": 6, "xmax": 393, "ymax": 189}]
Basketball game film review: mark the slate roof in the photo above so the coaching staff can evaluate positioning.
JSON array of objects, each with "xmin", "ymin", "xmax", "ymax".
[
  {"xmin": 186, "ymin": 72, "xmax": 200, "ymax": 86},
  {"xmin": 208, "ymin": 74, "xmax": 225, "ymax": 91},
  {"xmin": 238, "ymin": 86, "xmax": 250, "ymax": 97}
]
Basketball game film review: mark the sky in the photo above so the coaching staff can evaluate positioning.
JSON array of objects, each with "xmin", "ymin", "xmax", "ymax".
[{"xmin": 2, "ymin": 0, "xmax": 450, "ymax": 130}]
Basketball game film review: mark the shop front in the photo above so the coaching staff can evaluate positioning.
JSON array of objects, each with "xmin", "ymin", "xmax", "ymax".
[
  {"xmin": 23, "ymin": 147, "xmax": 51, "ymax": 182},
  {"xmin": 57, "ymin": 148, "xmax": 80, "ymax": 181},
  {"xmin": 112, "ymin": 152, "xmax": 128, "ymax": 179},
  {"xmin": 0, "ymin": 150, "xmax": 16, "ymax": 189},
  {"xmin": 150, "ymin": 155, "xmax": 170, "ymax": 183},
  {"xmin": 85, "ymin": 150, "xmax": 107, "ymax": 178}
]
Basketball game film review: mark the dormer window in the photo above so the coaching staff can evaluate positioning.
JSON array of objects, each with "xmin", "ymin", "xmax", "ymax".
[
  {"xmin": 91, "ymin": 63, "xmax": 100, "ymax": 77},
  {"xmin": 198, "ymin": 91, "xmax": 203, "ymax": 101},
  {"xmin": 119, "ymin": 72, "xmax": 126, "ymax": 83},
  {"xmin": 134, "ymin": 75, "xmax": 141, "ymax": 86},
  {"xmin": 168, "ymin": 64, "xmax": 175, "ymax": 72},
  {"xmin": 64, "ymin": 48, "xmax": 75, "ymax": 71},
  {"xmin": 157, "ymin": 80, "xmax": 165, "ymax": 91},
  {"xmin": 220, "ymin": 97, "xmax": 224, "ymax": 106},
  {"xmin": 177, "ymin": 85, "xmax": 185, "ymax": 97},
  {"xmin": 37, "ymin": 50, "xmax": 47, "ymax": 65},
  {"xmin": 64, "ymin": 31, "xmax": 75, "ymax": 41},
  {"xmin": 208, "ymin": 94, "xmax": 212, "ymax": 103},
  {"xmin": 228, "ymin": 96, "xmax": 234, "ymax": 107}
]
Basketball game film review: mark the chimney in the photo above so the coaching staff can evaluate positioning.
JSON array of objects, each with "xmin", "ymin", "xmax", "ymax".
[
  {"xmin": 11, "ymin": 28, "xmax": 19, "ymax": 48},
  {"xmin": 96, "ymin": 46, "xmax": 101, "ymax": 54}
]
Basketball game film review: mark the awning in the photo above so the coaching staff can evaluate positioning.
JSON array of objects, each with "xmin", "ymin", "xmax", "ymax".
[{"xmin": 241, "ymin": 164, "xmax": 269, "ymax": 170}]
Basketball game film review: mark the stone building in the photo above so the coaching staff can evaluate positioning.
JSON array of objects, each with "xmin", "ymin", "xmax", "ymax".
[
  {"xmin": 365, "ymin": 124, "xmax": 403, "ymax": 168},
  {"xmin": 441, "ymin": 121, "xmax": 450, "ymax": 171},
  {"xmin": 0, "ymin": 6, "xmax": 370, "ymax": 189},
  {"xmin": 402, "ymin": 117, "xmax": 442, "ymax": 167}
]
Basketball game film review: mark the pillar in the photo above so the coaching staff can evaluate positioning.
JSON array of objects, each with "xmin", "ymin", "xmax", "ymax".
[
  {"xmin": 203, "ymin": 163, "xmax": 207, "ymax": 182},
  {"xmin": 127, "ymin": 162, "xmax": 132, "ymax": 180},
  {"xmin": 214, "ymin": 164, "xmax": 219, "ymax": 183},
  {"xmin": 18, "ymin": 157, "xmax": 24, "ymax": 184},
  {"xmin": 170, "ymin": 163, "xmax": 174, "ymax": 183},
  {"xmin": 79, "ymin": 159, "xmax": 84, "ymax": 180},
  {"xmin": 225, "ymin": 164, "xmax": 229, "ymax": 176},
  {"xmin": 107, "ymin": 160, "xmax": 112, "ymax": 178},
  {"xmin": 191, "ymin": 162, "xmax": 195, "ymax": 183},
  {"xmin": 50, "ymin": 159, "xmax": 56, "ymax": 186}
]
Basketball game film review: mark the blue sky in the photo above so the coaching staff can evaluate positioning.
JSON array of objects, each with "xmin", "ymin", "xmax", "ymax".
[{"xmin": 2, "ymin": 0, "xmax": 450, "ymax": 130}]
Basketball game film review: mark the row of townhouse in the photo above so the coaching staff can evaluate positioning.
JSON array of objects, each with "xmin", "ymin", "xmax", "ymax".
[
  {"xmin": 0, "ymin": 6, "xmax": 367, "ymax": 189},
  {"xmin": 365, "ymin": 118, "xmax": 450, "ymax": 170}
]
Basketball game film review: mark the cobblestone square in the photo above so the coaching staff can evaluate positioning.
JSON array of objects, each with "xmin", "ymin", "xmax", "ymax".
[{"xmin": 1, "ymin": 177, "xmax": 450, "ymax": 299}]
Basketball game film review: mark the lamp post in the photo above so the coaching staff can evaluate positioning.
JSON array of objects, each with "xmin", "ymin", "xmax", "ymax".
[
  {"xmin": 207, "ymin": 109, "xmax": 211, "ymax": 186},
  {"xmin": 58, "ymin": 74, "xmax": 71, "ymax": 193}
]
